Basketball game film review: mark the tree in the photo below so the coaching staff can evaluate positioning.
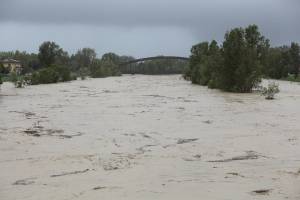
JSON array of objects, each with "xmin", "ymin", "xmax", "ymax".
[
  {"xmin": 220, "ymin": 25, "xmax": 266, "ymax": 92},
  {"xmin": 90, "ymin": 56, "xmax": 121, "ymax": 78},
  {"xmin": 264, "ymin": 47, "xmax": 289, "ymax": 79},
  {"xmin": 289, "ymin": 42, "xmax": 300, "ymax": 77},
  {"xmin": 188, "ymin": 42, "xmax": 209, "ymax": 84},
  {"xmin": 101, "ymin": 52, "xmax": 120, "ymax": 64},
  {"xmin": 186, "ymin": 25, "xmax": 268, "ymax": 93},
  {"xmin": 74, "ymin": 48, "xmax": 97, "ymax": 70},
  {"xmin": 220, "ymin": 27, "xmax": 246, "ymax": 91},
  {"xmin": 38, "ymin": 41, "xmax": 64, "ymax": 67}
]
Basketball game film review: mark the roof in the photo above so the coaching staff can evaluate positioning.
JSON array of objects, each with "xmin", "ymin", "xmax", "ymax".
[{"xmin": 1, "ymin": 58, "xmax": 21, "ymax": 64}]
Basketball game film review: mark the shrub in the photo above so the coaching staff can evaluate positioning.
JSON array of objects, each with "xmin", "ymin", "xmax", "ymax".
[
  {"xmin": 90, "ymin": 60, "xmax": 121, "ymax": 78},
  {"xmin": 260, "ymin": 82, "xmax": 280, "ymax": 100},
  {"xmin": 28, "ymin": 65, "xmax": 72, "ymax": 85},
  {"xmin": 7, "ymin": 72, "xmax": 26, "ymax": 88},
  {"xmin": 283, "ymin": 74, "xmax": 300, "ymax": 82},
  {"xmin": 55, "ymin": 65, "xmax": 72, "ymax": 82}
]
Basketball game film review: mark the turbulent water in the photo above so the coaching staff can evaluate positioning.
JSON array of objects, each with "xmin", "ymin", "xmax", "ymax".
[{"xmin": 0, "ymin": 75, "xmax": 300, "ymax": 200}]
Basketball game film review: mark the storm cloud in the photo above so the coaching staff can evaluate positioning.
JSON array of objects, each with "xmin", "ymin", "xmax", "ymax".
[{"xmin": 0, "ymin": 0, "xmax": 299, "ymax": 57}]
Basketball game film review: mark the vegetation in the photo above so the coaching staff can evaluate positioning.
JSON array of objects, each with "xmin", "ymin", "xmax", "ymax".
[
  {"xmin": 1, "ymin": 25, "xmax": 299, "ymax": 89},
  {"xmin": 289, "ymin": 42, "xmax": 300, "ymax": 78},
  {"xmin": 23, "ymin": 42, "xmax": 73, "ymax": 85},
  {"xmin": 72, "ymin": 48, "xmax": 97, "ymax": 73},
  {"xmin": 0, "ymin": 51, "xmax": 40, "ymax": 74},
  {"xmin": 260, "ymin": 82, "xmax": 280, "ymax": 100},
  {"xmin": 28, "ymin": 65, "xmax": 74, "ymax": 85},
  {"xmin": 185, "ymin": 24, "xmax": 300, "ymax": 93},
  {"xmin": 186, "ymin": 40, "xmax": 222, "ymax": 88},
  {"xmin": 282, "ymin": 74, "xmax": 300, "ymax": 82},
  {"xmin": 0, "ymin": 64, "xmax": 4, "ymax": 85},
  {"xmin": 38, "ymin": 41, "xmax": 69, "ymax": 67}
]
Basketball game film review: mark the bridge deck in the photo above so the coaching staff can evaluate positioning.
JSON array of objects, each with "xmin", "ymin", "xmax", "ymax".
[{"xmin": 119, "ymin": 56, "xmax": 189, "ymax": 66}]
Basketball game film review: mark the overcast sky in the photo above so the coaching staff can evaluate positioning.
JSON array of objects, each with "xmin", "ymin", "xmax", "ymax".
[{"xmin": 0, "ymin": 0, "xmax": 299, "ymax": 57}]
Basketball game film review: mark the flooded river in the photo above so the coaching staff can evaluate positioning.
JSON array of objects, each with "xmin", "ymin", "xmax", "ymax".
[{"xmin": 0, "ymin": 75, "xmax": 300, "ymax": 200}]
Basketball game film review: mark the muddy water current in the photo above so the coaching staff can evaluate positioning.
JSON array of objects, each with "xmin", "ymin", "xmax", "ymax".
[{"xmin": 0, "ymin": 75, "xmax": 300, "ymax": 199}]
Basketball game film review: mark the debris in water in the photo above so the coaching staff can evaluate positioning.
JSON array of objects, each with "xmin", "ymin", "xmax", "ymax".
[
  {"xmin": 182, "ymin": 154, "xmax": 202, "ymax": 161},
  {"xmin": 139, "ymin": 132, "xmax": 152, "ymax": 139},
  {"xmin": 13, "ymin": 178, "xmax": 36, "ymax": 185},
  {"xmin": 23, "ymin": 129, "xmax": 41, "ymax": 137},
  {"xmin": 177, "ymin": 138, "xmax": 198, "ymax": 144},
  {"xmin": 251, "ymin": 189, "xmax": 271, "ymax": 195},
  {"xmin": 226, "ymin": 172, "xmax": 245, "ymax": 178},
  {"xmin": 50, "ymin": 169, "xmax": 90, "ymax": 177},
  {"xmin": 208, "ymin": 151, "xmax": 261, "ymax": 162},
  {"xmin": 103, "ymin": 90, "xmax": 118, "ymax": 93},
  {"xmin": 93, "ymin": 186, "xmax": 107, "ymax": 190},
  {"xmin": 23, "ymin": 123, "xmax": 83, "ymax": 139}
]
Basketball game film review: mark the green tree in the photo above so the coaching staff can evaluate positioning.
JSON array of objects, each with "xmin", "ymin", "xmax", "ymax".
[
  {"xmin": 101, "ymin": 52, "xmax": 120, "ymax": 64},
  {"xmin": 90, "ymin": 59, "xmax": 121, "ymax": 78},
  {"xmin": 188, "ymin": 42, "xmax": 209, "ymax": 84},
  {"xmin": 289, "ymin": 42, "xmax": 300, "ymax": 77},
  {"xmin": 186, "ymin": 25, "xmax": 268, "ymax": 93},
  {"xmin": 220, "ymin": 27, "xmax": 246, "ymax": 91},
  {"xmin": 74, "ymin": 48, "xmax": 97, "ymax": 70},
  {"xmin": 265, "ymin": 48, "xmax": 289, "ymax": 79},
  {"xmin": 220, "ymin": 25, "xmax": 266, "ymax": 92},
  {"xmin": 38, "ymin": 41, "xmax": 64, "ymax": 67}
]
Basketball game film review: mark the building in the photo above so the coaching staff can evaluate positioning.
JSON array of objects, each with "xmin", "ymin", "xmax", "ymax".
[{"xmin": 0, "ymin": 59, "xmax": 23, "ymax": 74}]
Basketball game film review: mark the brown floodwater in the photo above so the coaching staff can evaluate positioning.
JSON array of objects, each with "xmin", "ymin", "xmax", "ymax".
[{"xmin": 0, "ymin": 75, "xmax": 300, "ymax": 200}]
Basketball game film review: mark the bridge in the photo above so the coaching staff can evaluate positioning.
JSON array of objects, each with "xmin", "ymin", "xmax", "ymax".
[{"xmin": 119, "ymin": 56, "xmax": 189, "ymax": 66}]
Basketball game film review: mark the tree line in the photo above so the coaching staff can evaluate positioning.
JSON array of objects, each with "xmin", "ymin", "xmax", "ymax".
[
  {"xmin": 0, "ymin": 42, "xmax": 124, "ymax": 85},
  {"xmin": 0, "ymin": 42, "xmax": 188, "ymax": 86},
  {"xmin": 184, "ymin": 24, "xmax": 300, "ymax": 92}
]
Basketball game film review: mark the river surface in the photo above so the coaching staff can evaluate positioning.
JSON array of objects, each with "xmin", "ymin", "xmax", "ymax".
[{"xmin": 0, "ymin": 75, "xmax": 300, "ymax": 200}]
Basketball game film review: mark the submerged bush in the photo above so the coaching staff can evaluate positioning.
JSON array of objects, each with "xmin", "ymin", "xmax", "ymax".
[
  {"xmin": 260, "ymin": 82, "xmax": 280, "ymax": 100},
  {"xmin": 90, "ymin": 60, "xmax": 121, "ymax": 78},
  {"xmin": 28, "ymin": 65, "xmax": 72, "ymax": 85},
  {"xmin": 9, "ymin": 72, "xmax": 25, "ymax": 88}
]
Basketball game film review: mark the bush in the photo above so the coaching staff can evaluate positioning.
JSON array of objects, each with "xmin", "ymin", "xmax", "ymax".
[
  {"xmin": 3, "ymin": 72, "xmax": 26, "ymax": 88},
  {"xmin": 55, "ymin": 65, "xmax": 72, "ymax": 82},
  {"xmin": 90, "ymin": 60, "xmax": 121, "ymax": 78},
  {"xmin": 260, "ymin": 82, "xmax": 280, "ymax": 100},
  {"xmin": 282, "ymin": 74, "xmax": 300, "ymax": 82},
  {"xmin": 28, "ymin": 65, "xmax": 72, "ymax": 85}
]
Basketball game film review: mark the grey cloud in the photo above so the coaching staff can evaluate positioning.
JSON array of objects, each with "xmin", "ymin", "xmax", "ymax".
[
  {"xmin": 1, "ymin": 0, "xmax": 299, "ymax": 27},
  {"xmin": 0, "ymin": 0, "xmax": 299, "ymax": 56}
]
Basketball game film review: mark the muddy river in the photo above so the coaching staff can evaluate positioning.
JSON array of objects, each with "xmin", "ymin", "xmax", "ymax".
[{"xmin": 0, "ymin": 75, "xmax": 300, "ymax": 200}]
